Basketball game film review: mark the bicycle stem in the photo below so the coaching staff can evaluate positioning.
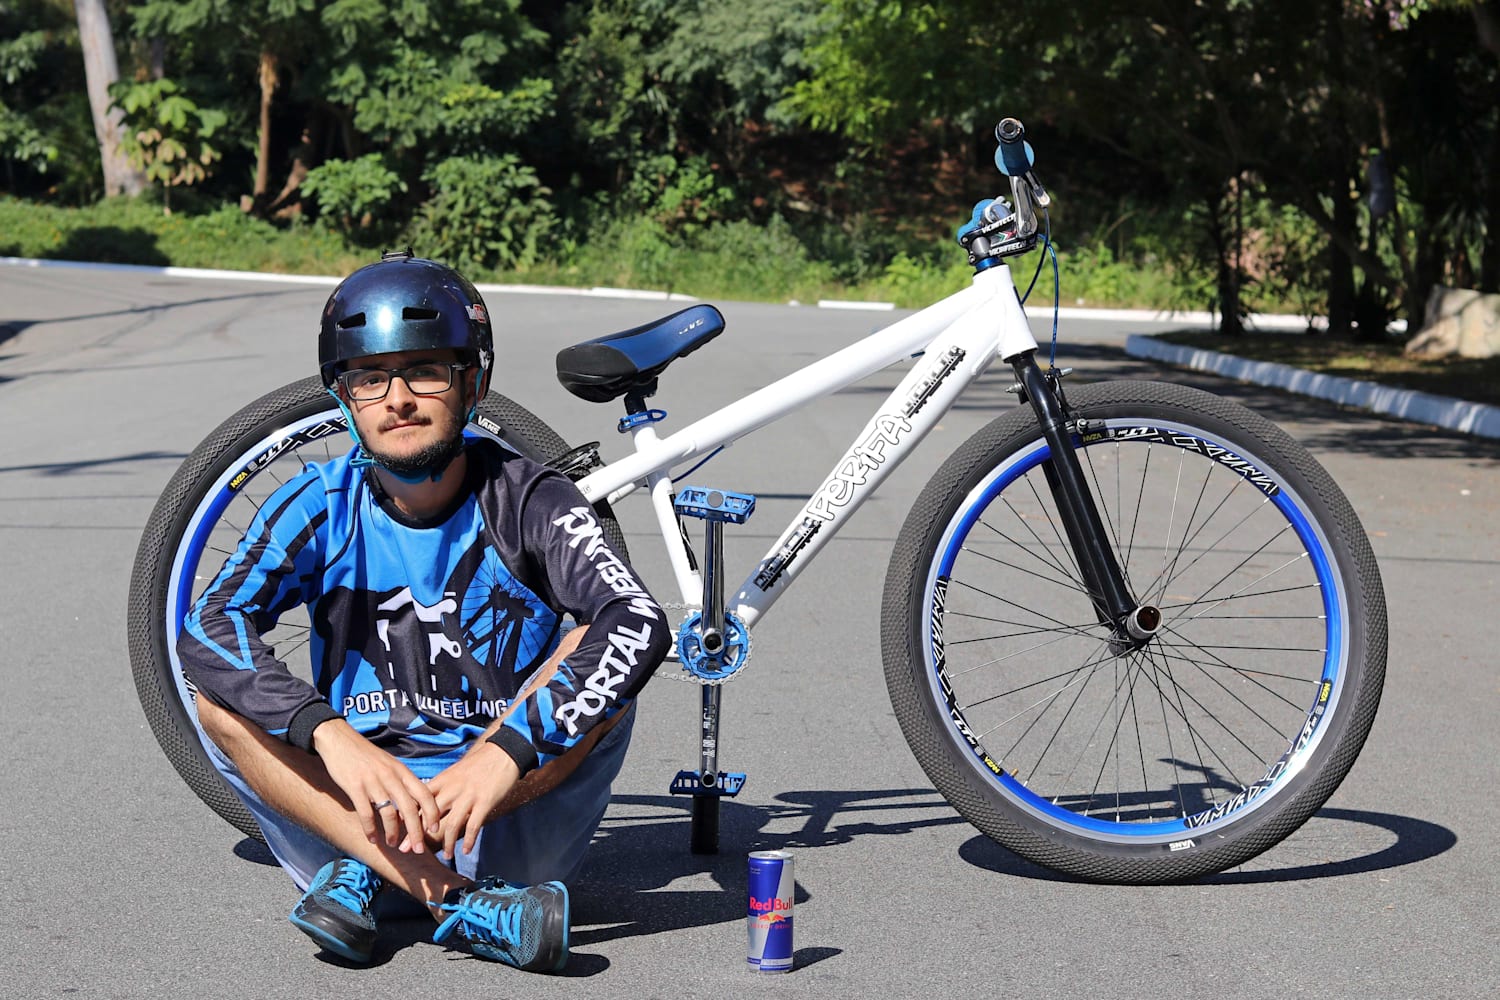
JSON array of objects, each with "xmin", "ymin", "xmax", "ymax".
[{"xmin": 1010, "ymin": 350, "xmax": 1139, "ymax": 633}]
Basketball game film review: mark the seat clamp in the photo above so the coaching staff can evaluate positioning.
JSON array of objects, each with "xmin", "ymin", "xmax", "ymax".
[{"xmin": 618, "ymin": 408, "xmax": 668, "ymax": 433}]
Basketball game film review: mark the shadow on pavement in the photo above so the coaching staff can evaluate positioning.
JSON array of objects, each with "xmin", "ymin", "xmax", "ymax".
[
  {"xmin": 228, "ymin": 788, "xmax": 930, "ymax": 971},
  {"xmin": 0, "ymin": 450, "xmax": 188, "ymax": 476},
  {"xmin": 1203, "ymin": 807, "xmax": 1458, "ymax": 884},
  {"xmin": 565, "ymin": 788, "xmax": 964, "ymax": 947},
  {"xmin": 230, "ymin": 794, "xmax": 1453, "ymax": 970},
  {"xmin": 956, "ymin": 806, "xmax": 1457, "ymax": 885}
]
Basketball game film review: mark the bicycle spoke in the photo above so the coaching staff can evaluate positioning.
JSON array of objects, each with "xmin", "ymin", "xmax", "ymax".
[
  {"xmin": 949, "ymin": 576, "xmax": 1087, "ymax": 636},
  {"xmin": 1022, "ymin": 473, "xmax": 1095, "ymax": 601},
  {"xmin": 960, "ymin": 538, "xmax": 1084, "ymax": 594},
  {"xmin": 985, "ymin": 493, "xmax": 1084, "ymax": 588}
]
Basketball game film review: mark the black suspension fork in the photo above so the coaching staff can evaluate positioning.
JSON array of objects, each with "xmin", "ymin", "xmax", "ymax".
[{"xmin": 1010, "ymin": 350, "xmax": 1154, "ymax": 645}]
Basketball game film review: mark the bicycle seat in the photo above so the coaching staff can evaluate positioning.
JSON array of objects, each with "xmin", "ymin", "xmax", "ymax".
[{"xmin": 556, "ymin": 304, "xmax": 726, "ymax": 403}]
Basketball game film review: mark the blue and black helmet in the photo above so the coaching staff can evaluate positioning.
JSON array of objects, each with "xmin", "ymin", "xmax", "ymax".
[{"xmin": 318, "ymin": 250, "xmax": 494, "ymax": 391}]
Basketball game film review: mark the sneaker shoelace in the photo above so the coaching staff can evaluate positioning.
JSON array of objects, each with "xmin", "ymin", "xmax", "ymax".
[
  {"xmin": 441, "ymin": 888, "xmax": 526, "ymax": 953},
  {"xmin": 324, "ymin": 862, "xmax": 378, "ymax": 913}
]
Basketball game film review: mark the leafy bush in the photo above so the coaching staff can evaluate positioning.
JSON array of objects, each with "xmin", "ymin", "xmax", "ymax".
[
  {"xmin": 677, "ymin": 216, "xmax": 835, "ymax": 301},
  {"xmin": 406, "ymin": 155, "xmax": 556, "ymax": 270},
  {"xmin": 0, "ymin": 189, "xmax": 1315, "ymax": 316},
  {"xmin": 301, "ymin": 154, "xmax": 407, "ymax": 243},
  {"xmin": 0, "ymin": 98, "xmax": 56, "ymax": 173},
  {"xmin": 624, "ymin": 153, "xmax": 738, "ymax": 233},
  {"xmin": 109, "ymin": 78, "xmax": 228, "ymax": 210},
  {"xmin": 552, "ymin": 213, "xmax": 835, "ymax": 302},
  {"xmin": 870, "ymin": 250, "xmax": 971, "ymax": 308}
]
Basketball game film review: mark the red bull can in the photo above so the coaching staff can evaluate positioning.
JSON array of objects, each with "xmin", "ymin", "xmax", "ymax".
[{"xmin": 746, "ymin": 850, "xmax": 794, "ymax": 972}]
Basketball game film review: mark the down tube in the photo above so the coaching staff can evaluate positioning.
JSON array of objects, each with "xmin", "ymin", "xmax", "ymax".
[{"xmin": 730, "ymin": 306, "xmax": 1005, "ymax": 627}]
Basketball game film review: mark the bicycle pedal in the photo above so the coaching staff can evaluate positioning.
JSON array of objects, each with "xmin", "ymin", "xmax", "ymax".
[
  {"xmin": 674, "ymin": 486, "xmax": 756, "ymax": 523},
  {"xmin": 669, "ymin": 769, "xmax": 746, "ymax": 797}
]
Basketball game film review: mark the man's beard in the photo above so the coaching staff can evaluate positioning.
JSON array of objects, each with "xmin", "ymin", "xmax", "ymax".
[{"xmin": 364, "ymin": 409, "xmax": 466, "ymax": 478}]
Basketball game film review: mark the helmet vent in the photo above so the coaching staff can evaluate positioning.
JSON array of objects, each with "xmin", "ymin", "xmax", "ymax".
[
  {"xmin": 402, "ymin": 307, "xmax": 440, "ymax": 321},
  {"xmin": 336, "ymin": 313, "xmax": 366, "ymax": 329}
]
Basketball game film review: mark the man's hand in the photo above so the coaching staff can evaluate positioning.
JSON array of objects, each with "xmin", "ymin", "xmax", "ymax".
[
  {"xmin": 312, "ymin": 718, "xmax": 441, "ymax": 852},
  {"xmin": 417, "ymin": 624, "xmax": 591, "ymax": 858},
  {"xmin": 424, "ymin": 742, "xmax": 521, "ymax": 858}
]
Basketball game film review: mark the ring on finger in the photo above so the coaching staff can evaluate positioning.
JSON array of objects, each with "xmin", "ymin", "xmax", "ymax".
[{"xmin": 373, "ymin": 799, "xmax": 395, "ymax": 810}]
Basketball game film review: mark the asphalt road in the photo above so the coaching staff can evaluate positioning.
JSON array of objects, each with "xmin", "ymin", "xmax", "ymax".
[{"xmin": 1, "ymin": 265, "xmax": 1496, "ymax": 999}]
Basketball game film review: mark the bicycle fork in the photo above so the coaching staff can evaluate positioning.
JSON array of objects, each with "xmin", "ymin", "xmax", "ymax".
[{"xmin": 1010, "ymin": 351, "xmax": 1160, "ymax": 650}]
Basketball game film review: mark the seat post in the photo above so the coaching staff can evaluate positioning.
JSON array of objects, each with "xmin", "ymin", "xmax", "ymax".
[{"xmin": 622, "ymin": 379, "xmax": 658, "ymax": 418}]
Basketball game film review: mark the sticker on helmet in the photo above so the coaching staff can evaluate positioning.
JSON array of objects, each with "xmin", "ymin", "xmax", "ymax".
[{"xmin": 467, "ymin": 304, "xmax": 488, "ymax": 324}]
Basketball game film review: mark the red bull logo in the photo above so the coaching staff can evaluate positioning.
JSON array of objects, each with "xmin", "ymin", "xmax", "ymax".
[{"xmin": 749, "ymin": 895, "xmax": 793, "ymax": 917}]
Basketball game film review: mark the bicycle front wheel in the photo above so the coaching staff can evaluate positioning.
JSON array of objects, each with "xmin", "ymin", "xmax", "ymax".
[
  {"xmin": 127, "ymin": 376, "xmax": 625, "ymax": 841},
  {"xmin": 883, "ymin": 380, "xmax": 1386, "ymax": 883}
]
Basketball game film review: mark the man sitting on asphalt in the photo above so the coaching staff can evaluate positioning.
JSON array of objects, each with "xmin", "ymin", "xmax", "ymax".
[{"xmin": 179, "ymin": 251, "xmax": 669, "ymax": 971}]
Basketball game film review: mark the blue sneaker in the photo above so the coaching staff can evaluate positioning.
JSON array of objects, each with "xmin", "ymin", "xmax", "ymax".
[
  {"xmin": 432, "ymin": 878, "xmax": 570, "ymax": 972},
  {"xmin": 289, "ymin": 859, "xmax": 383, "ymax": 963}
]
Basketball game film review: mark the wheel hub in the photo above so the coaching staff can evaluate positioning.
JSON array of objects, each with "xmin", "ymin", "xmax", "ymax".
[{"xmin": 1110, "ymin": 604, "xmax": 1162, "ymax": 656}]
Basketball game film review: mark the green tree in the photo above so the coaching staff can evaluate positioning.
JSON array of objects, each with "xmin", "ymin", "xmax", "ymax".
[
  {"xmin": 1, "ymin": 11, "xmax": 57, "ymax": 189},
  {"xmin": 785, "ymin": 0, "xmax": 1497, "ymax": 331},
  {"xmin": 554, "ymin": 0, "xmax": 821, "ymax": 224},
  {"xmin": 126, "ymin": 0, "xmax": 556, "ymax": 241},
  {"xmin": 128, "ymin": 0, "xmax": 321, "ymax": 214}
]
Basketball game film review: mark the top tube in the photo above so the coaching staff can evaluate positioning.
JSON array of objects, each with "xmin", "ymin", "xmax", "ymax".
[{"xmin": 574, "ymin": 266, "xmax": 1038, "ymax": 505}]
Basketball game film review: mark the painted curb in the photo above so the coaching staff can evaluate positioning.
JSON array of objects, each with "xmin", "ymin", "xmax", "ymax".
[
  {"xmin": 1126, "ymin": 334, "xmax": 1500, "ymax": 440},
  {"xmin": 3, "ymin": 255, "xmax": 1390, "ymax": 326},
  {"xmin": 816, "ymin": 299, "xmax": 896, "ymax": 311}
]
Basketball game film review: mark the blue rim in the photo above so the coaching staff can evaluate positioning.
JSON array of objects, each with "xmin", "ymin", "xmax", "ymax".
[{"xmin": 928, "ymin": 426, "xmax": 1346, "ymax": 840}]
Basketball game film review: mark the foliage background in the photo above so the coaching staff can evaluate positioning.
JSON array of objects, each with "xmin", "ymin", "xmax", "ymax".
[{"xmin": 2, "ymin": 0, "xmax": 1496, "ymax": 327}]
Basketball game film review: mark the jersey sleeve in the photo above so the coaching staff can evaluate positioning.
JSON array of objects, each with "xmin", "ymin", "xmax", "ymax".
[
  {"xmin": 494, "ymin": 473, "xmax": 670, "ymax": 772},
  {"xmin": 177, "ymin": 471, "xmax": 340, "ymax": 749}
]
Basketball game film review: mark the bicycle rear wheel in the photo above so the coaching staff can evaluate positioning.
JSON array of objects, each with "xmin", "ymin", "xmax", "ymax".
[
  {"xmin": 127, "ymin": 376, "xmax": 625, "ymax": 841},
  {"xmin": 883, "ymin": 380, "xmax": 1386, "ymax": 883}
]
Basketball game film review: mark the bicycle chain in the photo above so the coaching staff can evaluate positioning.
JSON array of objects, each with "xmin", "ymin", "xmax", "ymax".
[{"xmin": 653, "ymin": 603, "xmax": 752, "ymax": 686}]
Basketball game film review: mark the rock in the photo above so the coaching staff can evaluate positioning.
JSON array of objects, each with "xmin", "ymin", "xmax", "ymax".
[{"xmin": 1405, "ymin": 286, "xmax": 1500, "ymax": 359}]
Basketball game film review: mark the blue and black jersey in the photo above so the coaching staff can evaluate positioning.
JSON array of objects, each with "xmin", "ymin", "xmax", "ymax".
[{"xmin": 178, "ymin": 439, "xmax": 670, "ymax": 778}]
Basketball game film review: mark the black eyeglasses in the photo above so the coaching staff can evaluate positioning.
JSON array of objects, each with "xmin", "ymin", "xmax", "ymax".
[{"xmin": 337, "ymin": 362, "xmax": 470, "ymax": 402}]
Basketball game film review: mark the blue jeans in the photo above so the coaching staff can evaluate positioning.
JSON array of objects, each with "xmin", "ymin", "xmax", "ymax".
[{"xmin": 202, "ymin": 708, "xmax": 635, "ymax": 893}]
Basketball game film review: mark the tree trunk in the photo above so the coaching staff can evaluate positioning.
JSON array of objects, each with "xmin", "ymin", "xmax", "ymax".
[
  {"xmin": 1326, "ymin": 183, "xmax": 1356, "ymax": 337},
  {"xmin": 268, "ymin": 107, "xmax": 330, "ymax": 218},
  {"xmin": 74, "ymin": 0, "xmax": 145, "ymax": 197},
  {"xmin": 1373, "ymin": 95, "xmax": 1420, "ymax": 331},
  {"xmin": 1207, "ymin": 187, "xmax": 1244, "ymax": 337},
  {"xmin": 249, "ymin": 49, "xmax": 279, "ymax": 214}
]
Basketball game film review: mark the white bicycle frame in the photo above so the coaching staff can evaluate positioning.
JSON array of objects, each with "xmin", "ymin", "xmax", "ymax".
[{"xmin": 574, "ymin": 262, "xmax": 1042, "ymax": 630}]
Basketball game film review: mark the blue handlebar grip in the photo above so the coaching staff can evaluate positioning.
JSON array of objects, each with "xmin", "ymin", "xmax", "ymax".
[
  {"xmin": 995, "ymin": 140, "xmax": 1035, "ymax": 177},
  {"xmin": 956, "ymin": 199, "xmax": 995, "ymax": 243}
]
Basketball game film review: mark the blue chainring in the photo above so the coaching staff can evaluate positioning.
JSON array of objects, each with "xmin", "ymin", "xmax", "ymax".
[{"xmin": 675, "ymin": 611, "xmax": 750, "ymax": 682}]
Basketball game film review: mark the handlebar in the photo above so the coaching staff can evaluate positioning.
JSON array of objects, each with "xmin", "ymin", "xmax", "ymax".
[
  {"xmin": 994, "ymin": 118, "xmax": 1050, "ymax": 241},
  {"xmin": 955, "ymin": 117, "xmax": 1052, "ymax": 269}
]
